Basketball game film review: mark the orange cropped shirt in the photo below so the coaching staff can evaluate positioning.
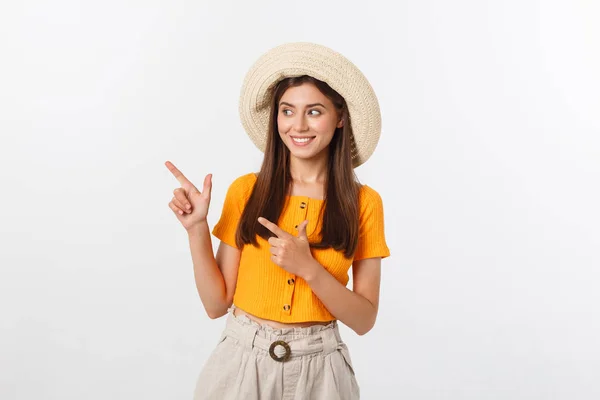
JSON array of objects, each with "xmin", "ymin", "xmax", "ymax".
[{"xmin": 212, "ymin": 173, "xmax": 390, "ymax": 323}]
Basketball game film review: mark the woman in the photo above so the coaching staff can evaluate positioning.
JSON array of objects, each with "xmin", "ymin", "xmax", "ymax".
[{"xmin": 166, "ymin": 42, "xmax": 390, "ymax": 399}]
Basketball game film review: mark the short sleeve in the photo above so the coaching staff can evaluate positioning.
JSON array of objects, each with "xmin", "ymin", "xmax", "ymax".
[
  {"xmin": 353, "ymin": 185, "xmax": 391, "ymax": 261},
  {"xmin": 212, "ymin": 173, "xmax": 256, "ymax": 249}
]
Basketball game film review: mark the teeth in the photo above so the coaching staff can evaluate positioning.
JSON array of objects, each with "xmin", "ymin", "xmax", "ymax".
[{"xmin": 292, "ymin": 137, "xmax": 312, "ymax": 143}]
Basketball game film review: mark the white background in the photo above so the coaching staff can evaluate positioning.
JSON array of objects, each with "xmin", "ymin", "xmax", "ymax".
[{"xmin": 1, "ymin": 1, "xmax": 599, "ymax": 399}]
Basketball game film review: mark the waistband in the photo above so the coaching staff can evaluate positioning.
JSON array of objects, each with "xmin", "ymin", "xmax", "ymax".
[{"xmin": 222, "ymin": 307, "xmax": 344, "ymax": 361}]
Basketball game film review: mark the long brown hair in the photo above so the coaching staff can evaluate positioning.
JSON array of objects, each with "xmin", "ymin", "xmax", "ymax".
[{"xmin": 235, "ymin": 75, "xmax": 360, "ymax": 258}]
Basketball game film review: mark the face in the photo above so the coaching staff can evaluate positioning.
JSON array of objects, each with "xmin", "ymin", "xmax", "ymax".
[{"xmin": 277, "ymin": 82, "xmax": 343, "ymax": 163}]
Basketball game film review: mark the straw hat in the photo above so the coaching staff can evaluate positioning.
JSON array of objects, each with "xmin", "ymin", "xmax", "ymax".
[{"xmin": 238, "ymin": 42, "xmax": 382, "ymax": 168}]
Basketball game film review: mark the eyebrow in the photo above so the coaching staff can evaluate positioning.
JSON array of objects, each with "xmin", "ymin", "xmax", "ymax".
[{"xmin": 279, "ymin": 101, "xmax": 327, "ymax": 109}]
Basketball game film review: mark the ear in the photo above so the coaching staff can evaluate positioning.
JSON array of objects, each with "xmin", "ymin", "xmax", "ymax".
[{"xmin": 337, "ymin": 119, "xmax": 344, "ymax": 128}]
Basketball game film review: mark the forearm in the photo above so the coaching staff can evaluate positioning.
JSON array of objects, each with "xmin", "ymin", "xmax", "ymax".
[
  {"xmin": 187, "ymin": 222, "xmax": 229, "ymax": 318},
  {"xmin": 305, "ymin": 262, "xmax": 377, "ymax": 335}
]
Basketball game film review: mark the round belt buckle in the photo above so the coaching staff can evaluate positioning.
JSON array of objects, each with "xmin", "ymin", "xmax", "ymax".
[{"xmin": 269, "ymin": 340, "xmax": 291, "ymax": 362}]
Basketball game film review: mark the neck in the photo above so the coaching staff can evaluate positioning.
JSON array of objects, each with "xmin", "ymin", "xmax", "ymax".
[{"xmin": 289, "ymin": 153, "xmax": 328, "ymax": 184}]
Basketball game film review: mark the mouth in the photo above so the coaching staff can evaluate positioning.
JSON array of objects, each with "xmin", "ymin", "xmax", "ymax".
[{"xmin": 290, "ymin": 136, "xmax": 316, "ymax": 147}]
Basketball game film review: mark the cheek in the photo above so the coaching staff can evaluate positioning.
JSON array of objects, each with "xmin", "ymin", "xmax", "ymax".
[
  {"xmin": 277, "ymin": 115, "xmax": 291, "ymax": 132},
  {"xmin": 310, "ymin": 118, "xmax": 337, "ymax": 135}
]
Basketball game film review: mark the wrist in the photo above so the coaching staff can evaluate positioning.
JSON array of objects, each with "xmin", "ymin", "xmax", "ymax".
[
  {"xmin": 187, "ymin": 220, "xmax": 209, "ymax": 237},
  {"xmin": 303, "ymin": 260, "xmax": 324, "ymax": 285}
]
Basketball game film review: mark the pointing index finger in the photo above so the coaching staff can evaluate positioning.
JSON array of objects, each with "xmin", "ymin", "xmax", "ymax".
[
  {"xmin": 258, "ymin": 217, "xmax": 291, "ymax": 239},
  {"xmin": 165, "ymin": 161, "xmax": 197, "ymax": 191}
]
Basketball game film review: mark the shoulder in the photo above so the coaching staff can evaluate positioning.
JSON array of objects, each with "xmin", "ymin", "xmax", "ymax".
[
  {"xmin": 226, "ymin": 172, "xmax": 258, "ymax": 199},
  {"xmin": 358, "ymin": 184, "xmax": 384, "ymax": 207},
  {"xmin": 357, "ymin": 183, "xmax": 386, "ymax": 220},
  {"xmin": 230, "ymin": 172, "xmax": 258, "ymax": 188}
]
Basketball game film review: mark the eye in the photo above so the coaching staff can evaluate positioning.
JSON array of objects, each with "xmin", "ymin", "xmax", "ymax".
[
  {"xmin": 281, "ymin": 109, "xmax": 292, "ymax": 116},
  {"xmin": 308, "ymin": 109, "xmax": 321, "ymax": 116}
]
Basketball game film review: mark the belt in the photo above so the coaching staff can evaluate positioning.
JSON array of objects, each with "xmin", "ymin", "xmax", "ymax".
[{"xmin": 223, "ymin": 317, "xmax": 341, "ymax": 362}]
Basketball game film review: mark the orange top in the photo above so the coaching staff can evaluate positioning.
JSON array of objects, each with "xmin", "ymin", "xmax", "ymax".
[{"xmin": 212, "ymin": 173, "xmax": 390, "ymax": 322}]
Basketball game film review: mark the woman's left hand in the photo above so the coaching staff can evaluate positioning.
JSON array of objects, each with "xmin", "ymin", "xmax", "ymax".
[{"xmin": 257, "ymin": 217, "xmax": 319, "ymax": 280}]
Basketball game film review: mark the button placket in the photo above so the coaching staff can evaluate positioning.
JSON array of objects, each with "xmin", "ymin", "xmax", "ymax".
[
  {"xmin": 283, "ymin": 271, "xmax": 296, "ymax": 315},
  {"xmin": 283, "ymin": 197, "xmax": 308, "ymax": 317},
  {"xmin": 296, "ymin": 197, "xmax": 309, "ymax": 232}
]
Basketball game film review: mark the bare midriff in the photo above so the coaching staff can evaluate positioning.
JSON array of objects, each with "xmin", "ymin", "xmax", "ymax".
[{"xmin": 233, "ymin": 306, "xmax": 333, "ymax": 328}]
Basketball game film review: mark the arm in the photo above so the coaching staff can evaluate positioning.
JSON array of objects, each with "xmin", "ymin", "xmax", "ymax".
[
  {"xmin": 166, "ymin": 163, "xmax": 249, "ymax": 320},
  {"xmin": 305, "ymin": 257, "xmax": 381, "ymax": 336},
  {"xmin": 188, "ymin": 174, "xmax": 252, "ymax": 319},
  {"xmin": 188, "ymin": 223, "xmax": 241, "ymax": 319}
]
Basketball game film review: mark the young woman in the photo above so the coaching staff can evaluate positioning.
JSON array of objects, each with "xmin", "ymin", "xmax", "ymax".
[{"xmin": 166, "ymin": 42, "xmax": 390, "ymax": 399}]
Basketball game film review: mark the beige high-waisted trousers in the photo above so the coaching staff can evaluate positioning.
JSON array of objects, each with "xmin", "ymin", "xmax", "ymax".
[{"xmin": 193, "ymin": 307, "xmax": 360, "ymax": 399}]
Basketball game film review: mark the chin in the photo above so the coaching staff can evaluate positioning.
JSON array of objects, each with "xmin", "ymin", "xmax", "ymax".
[{"xmin": 289, "ymin": 151, "xmax": 315, "ymax": 160}]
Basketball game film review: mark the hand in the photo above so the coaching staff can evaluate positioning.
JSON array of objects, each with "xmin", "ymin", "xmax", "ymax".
[
  {"xmin": 165, "ymin": 160, "xmax": 212, "ymax": 232},
  {"xmin": 257, "ymin": 217, "xmax": 319, "ymax": 280}
]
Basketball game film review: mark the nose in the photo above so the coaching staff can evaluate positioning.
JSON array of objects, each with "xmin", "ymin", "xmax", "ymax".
[{"xmin": 293, "ymin": 114, "xmax": 309, "ymax": 132}]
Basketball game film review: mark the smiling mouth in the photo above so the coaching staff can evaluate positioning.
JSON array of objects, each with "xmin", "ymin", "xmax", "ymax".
[{"xmin": 291, "ymin": 136, "xmax": 316, "ymax": 146}]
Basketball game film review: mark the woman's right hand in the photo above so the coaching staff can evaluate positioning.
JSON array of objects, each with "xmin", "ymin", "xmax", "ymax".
[{"xmin": 165, "ymin": 160, "xmax": 212, "ymax": 232}]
